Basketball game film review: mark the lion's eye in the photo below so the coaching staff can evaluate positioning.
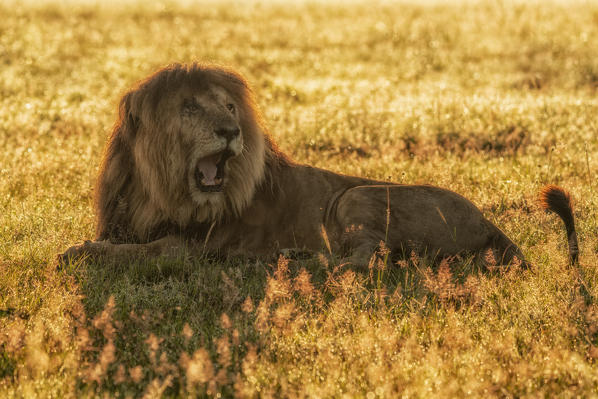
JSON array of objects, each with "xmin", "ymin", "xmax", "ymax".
[
  {"xmin": 183, "ymin": 99, "xmax": 199, "ymax": 112},
  {"xmin": 226, "ymin": 103, "xmax": 236, "ymax": 113}
]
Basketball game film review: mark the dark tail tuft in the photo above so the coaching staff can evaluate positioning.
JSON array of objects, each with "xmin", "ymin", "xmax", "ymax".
[
  {"xmin": 539, "ymin": 184, "xmax": 573, "ymax": 216},
  {"xmin": 539, "ymin": 185, "xmax": 579, "ymax": 264}
]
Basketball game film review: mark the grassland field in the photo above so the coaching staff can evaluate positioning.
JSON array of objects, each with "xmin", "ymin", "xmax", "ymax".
[{"xmin": 1, "ymin": 0, "xmax": 598, "ymax": 397}]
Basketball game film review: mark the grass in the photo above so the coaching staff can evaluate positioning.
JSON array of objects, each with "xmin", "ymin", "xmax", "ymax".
[{"xmin": 1, "ymin": 0, "xmax": 598, "ymax": 396}]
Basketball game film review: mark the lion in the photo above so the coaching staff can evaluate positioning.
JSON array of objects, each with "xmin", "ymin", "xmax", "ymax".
[{"xmin": 59, "ymin": 63, "xmax": 579, "ymax": 268}]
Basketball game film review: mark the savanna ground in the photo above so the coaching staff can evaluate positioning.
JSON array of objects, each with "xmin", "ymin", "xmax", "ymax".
[{"xmin": 2, "ymin": 0, "xmax": 598, "ymax": 397}]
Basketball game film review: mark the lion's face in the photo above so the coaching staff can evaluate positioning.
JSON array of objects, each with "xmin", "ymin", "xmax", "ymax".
[
  {"xmin": 118, "ymin": 65, "xmax": 267, "ymax": 229},
  {"xmin": 177, "ymin": 86, "xmax": 244, "ymax": 200}
]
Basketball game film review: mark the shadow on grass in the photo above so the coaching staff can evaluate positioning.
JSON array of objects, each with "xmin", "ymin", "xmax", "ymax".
[{"xmin": 63, "ymin": 251, "xmax": 515, "ymax": 396}]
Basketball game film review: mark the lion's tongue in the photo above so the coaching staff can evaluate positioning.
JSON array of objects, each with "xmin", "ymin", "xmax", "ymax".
[{"xmin": 198, "ymin": 154, "xmax": 220, "ymax": 185}]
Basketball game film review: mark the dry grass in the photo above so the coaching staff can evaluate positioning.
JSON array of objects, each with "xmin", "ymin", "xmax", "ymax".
[{"xmin": 1, "ymin": 0, "xmax": 598, "ymax": 397}]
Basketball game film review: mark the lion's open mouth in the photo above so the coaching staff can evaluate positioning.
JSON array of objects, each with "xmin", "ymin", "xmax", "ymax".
[{"xmin": 195, "ymin": 150, "xmax": 233, "ymax": 192}]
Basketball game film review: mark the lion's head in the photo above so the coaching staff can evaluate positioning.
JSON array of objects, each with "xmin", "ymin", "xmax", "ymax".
[{"xmin": 95, "ymin": 63, "xmax": 283, "ymax": 242}]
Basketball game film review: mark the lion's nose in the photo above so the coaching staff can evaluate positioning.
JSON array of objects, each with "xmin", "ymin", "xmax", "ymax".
[{"xmin": 215, "ymin": 127, "xmax": 240, "ymax": 141}]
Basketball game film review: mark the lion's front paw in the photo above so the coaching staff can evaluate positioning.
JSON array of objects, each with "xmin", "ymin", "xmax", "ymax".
[{"xmin": 57, "ymin": 240, "xmax": 107, "ymax": 266}]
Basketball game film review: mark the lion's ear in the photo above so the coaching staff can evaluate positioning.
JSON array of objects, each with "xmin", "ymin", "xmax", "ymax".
[{"xmin": 117, "ymin": 91, "xmax": 141, "ymax": 142}]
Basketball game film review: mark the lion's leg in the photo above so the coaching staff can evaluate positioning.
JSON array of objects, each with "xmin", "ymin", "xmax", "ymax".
[
  {"xmin": 331, "ymin": 185, "xmax": 531, "ymax": 270},
  {"xmin": 334, "ymin": 223, "xmax": 387, "ymax": 269},
  {"xmin": 343, "ymin": 237, "xmax": 382, "ymax": 269},
  {"xmin": 330, "ymin": 190, "xmax": 394, "ymax": 269},
  {"xmin": 58, "ymin": 235, "xmax": 190, "ymax": 265}
]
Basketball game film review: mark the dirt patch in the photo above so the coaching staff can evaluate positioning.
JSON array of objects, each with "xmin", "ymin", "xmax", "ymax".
[
  {"xmin": 434, "ymin": 126, "xmax": 531, "ymax": 155},
  {"xmin": 393, "ymin": 125, "xmax": 533, "ymax": 157}
]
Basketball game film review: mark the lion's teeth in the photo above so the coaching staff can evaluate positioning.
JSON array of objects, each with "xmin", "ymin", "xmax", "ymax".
[{"xmin": 200, "ymin": 176, "xmax": 223, "ymax": 186}]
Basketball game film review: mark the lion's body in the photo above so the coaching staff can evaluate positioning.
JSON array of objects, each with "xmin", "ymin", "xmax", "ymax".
[
  {"xmin": 60, "ymin": 63, "xmax": 577, "ymax": 268},
  {"xmin": 185, "ymin": 164, "xmax": 523, "ymax": 265}
]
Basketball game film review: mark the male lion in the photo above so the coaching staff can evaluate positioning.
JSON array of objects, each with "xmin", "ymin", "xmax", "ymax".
[{"xmin": 60, "ymin": 63, "xmax": 579, "ymax": 268}]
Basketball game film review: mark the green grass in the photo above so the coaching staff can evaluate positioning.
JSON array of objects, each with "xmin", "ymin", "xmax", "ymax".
[{"xmin": 1, "ymin": 0, "xmax": 598, "ymax": 396}]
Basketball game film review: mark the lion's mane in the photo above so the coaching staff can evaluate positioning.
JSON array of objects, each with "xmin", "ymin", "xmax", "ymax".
[{"xmin": 95, "ymin": 63, "xmax": 286, "ymax": 243}]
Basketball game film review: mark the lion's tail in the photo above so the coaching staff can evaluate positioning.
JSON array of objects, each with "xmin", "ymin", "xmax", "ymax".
[{"xmin": 539, "ymin": 185, "xmax": 579, "ymax": 265}]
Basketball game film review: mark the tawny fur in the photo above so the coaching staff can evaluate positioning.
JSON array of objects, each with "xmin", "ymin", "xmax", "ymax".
[{"xmin": 59, "ymin": 63, "xmax": 579, "ymax": 268}]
